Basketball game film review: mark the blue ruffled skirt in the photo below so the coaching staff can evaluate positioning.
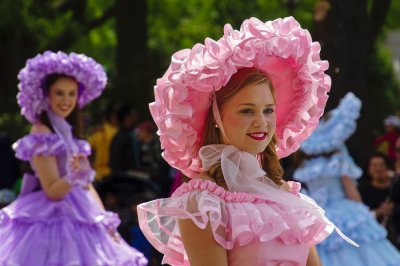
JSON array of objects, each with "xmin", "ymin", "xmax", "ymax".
[{"xmin": 317, "ymin": 198, "xmax": 400, "ymax": 266}]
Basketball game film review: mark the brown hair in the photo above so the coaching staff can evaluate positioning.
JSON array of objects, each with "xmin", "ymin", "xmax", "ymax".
[
  {"xmin": 39, "ymin": 73, "xmax": 83, "ymax": 138},
  {"xmin": 201, "ymin": 68, "xmax": 283, "ymax": 187}
]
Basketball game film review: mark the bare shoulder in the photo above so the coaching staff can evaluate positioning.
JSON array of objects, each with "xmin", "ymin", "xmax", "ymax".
[{"xmin": 31, "ymin": 123, "xmax": 52, "ymax": 134}]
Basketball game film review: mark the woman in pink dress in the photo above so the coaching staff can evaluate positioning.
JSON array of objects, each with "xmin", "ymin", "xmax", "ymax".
[{"xmin": 137, "ymin": 17, "xmax": 356, "ymax": 265}]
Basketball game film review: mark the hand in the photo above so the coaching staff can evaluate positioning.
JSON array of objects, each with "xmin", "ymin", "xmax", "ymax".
[
  {"xmin": 69, "ymin": 154, "xmax": 91, "ymax": 173},
  {"xmin": 375, "ymin": 201, "xmax": 394, "ymax": 217},
  {"xmin": 66, "ymin": 154, "xmax": 95, "ymax": 186}
]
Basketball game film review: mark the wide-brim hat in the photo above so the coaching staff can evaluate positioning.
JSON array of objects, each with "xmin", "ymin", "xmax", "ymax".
[
  {"xmin": 150, "ymin": 17, "xmax": 331, "ymax": 177},
  {"xmin": 300, "ymin": 92, "xmax": 361, "ymax": 155},
  {"xmin": 17, "ymin": 51, "xmax": 108, "ymax": 123}
]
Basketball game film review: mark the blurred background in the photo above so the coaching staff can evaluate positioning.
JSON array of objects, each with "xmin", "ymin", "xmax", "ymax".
[
  {"xmin": 1, "ymin": 0, "xmax": 400, "ymax": 264},
  {"xmin": 0, "ymin": 0, "xmax": 399, "ymax": 150}
]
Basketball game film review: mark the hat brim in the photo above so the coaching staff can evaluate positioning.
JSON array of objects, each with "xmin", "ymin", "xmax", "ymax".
[
  {"xmin": 300, "ymin": 92, "xmax": 362, "ymax": 155},
  {"xmin": 17, "ymin": 51, "xmax": 107, "ymax": 123},
  {"xmin": 150, "ymin": 17, "xmax": 331, "ymax": 177}
]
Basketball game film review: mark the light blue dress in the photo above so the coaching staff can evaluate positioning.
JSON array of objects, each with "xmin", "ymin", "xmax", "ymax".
[{"xmin": 294, "ymin": 147, "xmax": 400, "ymax": 266}]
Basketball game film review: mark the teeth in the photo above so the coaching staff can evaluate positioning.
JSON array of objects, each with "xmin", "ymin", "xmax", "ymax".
[{"xmin": 250, "ymin": 133, "xmax": 265, "ymax": 137}]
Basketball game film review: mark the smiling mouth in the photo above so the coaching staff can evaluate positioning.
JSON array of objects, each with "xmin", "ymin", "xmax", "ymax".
[
  {"xmin": 247, "ymin": 132, "xmax": 267, "ymax": 140},
  {"xmin": 59, "ymin": 106, "xmax": 71, "ymax": 111}
]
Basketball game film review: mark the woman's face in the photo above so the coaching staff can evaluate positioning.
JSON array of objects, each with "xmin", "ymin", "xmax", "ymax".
[
  {"xmin": 220, "ymin": 82, "xmax": 276, "ymax": 155},
  {"xmin": 48, "ymin": 77, "xmax": 78, "ymax": 118},
  {"xmin": 368, "ymin": 156, "xmax": 389, "ymax": 180}
]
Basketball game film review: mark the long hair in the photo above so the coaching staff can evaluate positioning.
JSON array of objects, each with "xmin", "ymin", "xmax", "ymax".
[
  {"xmin": 39, "ymin": 73, "xmax": 83, "ymax": 138},
  {"xmin": 202, "ymin": 68, "xmax": 283, "ymax": 187}
]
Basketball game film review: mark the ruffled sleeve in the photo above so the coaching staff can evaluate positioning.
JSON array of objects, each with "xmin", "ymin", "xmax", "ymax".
[
  {"xmin": 137, "ymin": 179, "xmax": 335, "ymax": 266},
  {"xmin": 12, "ymin": 133, "xmax": 91, "ymax": 161},
  {"xmin": 13, "ymin": 134, "xmax": 64, "ymax": 161}
]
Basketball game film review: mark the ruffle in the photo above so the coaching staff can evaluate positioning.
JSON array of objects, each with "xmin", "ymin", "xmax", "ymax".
[
  {"xmin": 17, "ymin": 51, "xmax": 108, "ymax": 123},
  {"xmin": 318, "ymin": 199, "xmax": 386, "ymax": 251},
  {"xmin": 300, "ymin": 92, "xmax": 361, "ymax": 155},
  {"xmin": 138, "ymin": 179, "xmax": 334, "ymax": 265},
  {"xmin": 0, "ymin": 187, "xmax": 147, "ymax": 265},
  {"xmin": 13, "ymin": 133, "xmax": 91, "ymax": 161},
  {"xmin": 294, "ymin": 148, "xmax": 362, "ymax": 183},
  {"xmin": 150, "ymin": 16, "xmax": 331, "ymax": 177},
  {"xmin": 319, "ymin": 239, "xmax": 400, "ymax": 266},
  {"xmin": 1, "ymin": 187, "xmax": 114, "ymax": 226},
  {"xmin": 0, "ymin": 222, "xmax": 147, "ymax": 266}
]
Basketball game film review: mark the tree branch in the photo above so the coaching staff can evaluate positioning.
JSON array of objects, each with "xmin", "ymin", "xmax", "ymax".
[
  {"xmin": 86, "ymin": 4, "xmax": 116, "ymax": 31},
  {"xmin": 47, "ymin": 4, "xmax": 116, "ymax": 51}
]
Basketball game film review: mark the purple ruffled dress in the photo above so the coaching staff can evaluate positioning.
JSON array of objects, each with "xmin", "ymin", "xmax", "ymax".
[{"xmin": 0, "ymin": 133, "xmax": 148, "ymax": 266}]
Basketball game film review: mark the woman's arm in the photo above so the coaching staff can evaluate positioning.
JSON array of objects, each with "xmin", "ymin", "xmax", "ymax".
[
  {"xmin": 341, "ymin": 175, "xmax": 362, "ymax": 202},
  {"xmin": 33, "ymin": 155, "xmax": 72, "ymax": 200},
  {"xmin": 306, "ymin": 246, "xmax": 321, "ymax": 266},
  {"xmin": 179, "ymin": 219, "xmax": 228, "ymax": 266},
  {"xmin": 31, "ymin": 123, "xmax": 72, "ymax": 201}
]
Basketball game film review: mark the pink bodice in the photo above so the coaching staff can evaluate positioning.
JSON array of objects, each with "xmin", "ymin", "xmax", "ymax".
[{"xmin": 138, "ymin": 179, "xmax": 332, "ymax": 265}]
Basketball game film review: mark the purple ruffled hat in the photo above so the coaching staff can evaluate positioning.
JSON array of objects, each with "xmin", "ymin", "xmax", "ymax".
[{"xmin": 17, "ymin": 51, "xmax": 108, "ymax": 123}]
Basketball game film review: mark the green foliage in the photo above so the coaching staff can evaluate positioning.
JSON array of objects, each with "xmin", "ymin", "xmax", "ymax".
[
  {"xmin": 0, "ymin": 112, "xmax": 30, "ymax": 140},
  {"xmin": 148, "ymin": 0, "xmax": 317, "ymax": 71},
  {"xmin": 366, "ymin": 44, "xmax": 400, "ymax": 136},
  {"xmin": 386, "ymin": 0, "xmax": 400, "ymax": 28},
  {"xmin": 1, "ymin": 0, "xmax": 399, "ymax": 139}
]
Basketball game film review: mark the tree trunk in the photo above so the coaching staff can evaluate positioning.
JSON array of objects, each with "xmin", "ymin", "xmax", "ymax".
[
  {"xmin": 312, "ymin": 0, "xmax": 393, "ymax": 164},
  {"xmin": 115, "ymin": 0, "xmax": 150, "ymax": 117}
]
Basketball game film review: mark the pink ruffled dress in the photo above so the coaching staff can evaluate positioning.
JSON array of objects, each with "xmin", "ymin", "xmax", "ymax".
[{"xmin": 138, "ymin": 145, "xmax": 354, "ymax": 265}]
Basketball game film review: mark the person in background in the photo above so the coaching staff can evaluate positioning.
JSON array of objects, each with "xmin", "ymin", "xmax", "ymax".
[
  {"xmin": 88, "ymin": 103, "xmax": 119, "ymax": 181},
  {"xmin": 109, "ymin": 104, "xmax": 140, "ymax": 175},
  {"xmin": 294, "ymin": 92, "xmax": 400, "ymax": 265},
  {"xmin": 374, "ymin": 115, "xmax": 400, "ymax": 163},
  {"xmin": 135, "ymin": 121, "xmax": 172, "ymax": 197},
  {"xmin": 359, "ymin": 152, "xmax": 400, "ymax": 249}
]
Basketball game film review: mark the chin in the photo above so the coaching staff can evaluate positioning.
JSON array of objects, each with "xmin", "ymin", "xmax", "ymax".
[
  {"xmin": 243, "ymin": 146, "xmax": 267, "ymax": 155},
  {"xmin": 56, "ymin": 112, "xmax": 71, "ymax": 118}
]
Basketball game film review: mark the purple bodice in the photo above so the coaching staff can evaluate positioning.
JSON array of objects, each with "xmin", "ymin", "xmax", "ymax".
[{"xmin": 13, "ymin": 133, "xmax": 92, "ymax": 181}]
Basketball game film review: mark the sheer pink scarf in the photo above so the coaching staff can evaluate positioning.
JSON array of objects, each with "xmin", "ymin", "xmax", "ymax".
[{"xmin": 199, "ymin": 144, "xmax": 358, "ymax": 247}]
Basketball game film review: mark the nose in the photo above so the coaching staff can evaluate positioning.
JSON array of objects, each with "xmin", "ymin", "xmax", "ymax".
[
  {"xmin": 253, "ymin": 112, "xmax": 267, "ymax": 128},
  {"xmin": 62, "ymin": 94, "xmax": 75, "ymax": 104}
]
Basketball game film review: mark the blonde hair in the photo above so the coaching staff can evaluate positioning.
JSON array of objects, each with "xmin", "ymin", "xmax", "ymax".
[{"xmin": 202, "ymin": 68, "xmax": 283, "ymax": 187}]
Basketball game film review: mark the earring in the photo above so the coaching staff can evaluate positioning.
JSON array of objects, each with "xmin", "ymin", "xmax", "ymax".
[{"xmin": 214, "ymin": 124, "xmax": 219, "ymax": 128}]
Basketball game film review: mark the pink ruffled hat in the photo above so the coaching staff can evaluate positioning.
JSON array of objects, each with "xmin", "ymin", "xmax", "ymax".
[{"xmin": 150, "ymin": 17, "xmax": 331, "ymax": 177}]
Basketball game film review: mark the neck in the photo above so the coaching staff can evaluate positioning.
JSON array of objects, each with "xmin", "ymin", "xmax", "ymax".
[{"xmin": 372, "ymin": 177, "xmax": 391, "ymax": 189}]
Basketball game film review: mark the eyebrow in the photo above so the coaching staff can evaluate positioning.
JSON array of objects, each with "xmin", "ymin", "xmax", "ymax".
[{"xmin": 239, "ymin": 103, "xmax": 275, "ymax": 107}]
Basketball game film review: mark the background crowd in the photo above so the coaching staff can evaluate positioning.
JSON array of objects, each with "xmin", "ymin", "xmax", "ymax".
[{"xmin": 2, "ymin": 104, "xmax": 400, "ymax": 264}]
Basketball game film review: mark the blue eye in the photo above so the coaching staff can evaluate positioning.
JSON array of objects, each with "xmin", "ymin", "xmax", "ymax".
[{"xmin": 264, "ymin": 108, "xmax": 275, "ymax": 114}]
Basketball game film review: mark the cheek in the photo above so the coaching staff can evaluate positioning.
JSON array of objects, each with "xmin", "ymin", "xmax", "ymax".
[
  {"xmin": 268, "ymin": 115, "xmax": 277, "ymax": 130},
  {"xmin": 49, "ymin": 95, "xmax": 58, "ymax": 106},
  {"xmin": 224, "ymin": 115, "xmax": 249, "ymax": 130},
  {"xmin": 72, "ymin": 95, "xmax": 78, "ymax": 104}
]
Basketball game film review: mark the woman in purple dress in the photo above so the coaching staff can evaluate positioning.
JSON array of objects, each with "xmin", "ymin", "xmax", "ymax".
[{"xmin": 0, "ymin": 51, "xmax": 147, "ymax": 265}]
